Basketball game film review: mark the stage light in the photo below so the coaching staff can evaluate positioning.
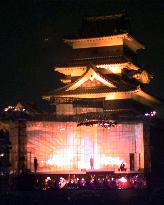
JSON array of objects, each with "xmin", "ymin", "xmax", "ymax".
[
  {"xmin": 145, "ymin": 110, "xmax": 156, "ymax": 117},
  {"xmin": 0, "ymin": 153, "xmax": 4, "ymax": 157},
  {"xmin": 119, "ymin": 176, "xmax": 127, "ymax": 183},
  {"xmin": 77, "ymin": 120, "xmax": 117, "ymax": 128}
]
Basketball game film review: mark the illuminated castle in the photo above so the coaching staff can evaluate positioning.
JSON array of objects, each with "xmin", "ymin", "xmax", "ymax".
[
  {"xmin": 43, "ymin": 13, "xmax": 159, "ymax": 115},
  {"xmin": 35, "ymin": 13, "xmax": 160, "ymax": 174},
  {"xmin": 3, "ymin": 13, "xmax": 163, "ymax": 183}
]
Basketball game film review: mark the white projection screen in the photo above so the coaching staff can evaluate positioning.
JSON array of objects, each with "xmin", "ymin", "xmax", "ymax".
[{"xmin": 26, "ymin": 121, "xmax": 144, "ymax": 173}]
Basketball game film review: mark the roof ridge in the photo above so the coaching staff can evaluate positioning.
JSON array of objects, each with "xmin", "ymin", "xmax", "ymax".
[{"xmin": 72, "ymin": 55, "xmax": 127, "ymax": 61}]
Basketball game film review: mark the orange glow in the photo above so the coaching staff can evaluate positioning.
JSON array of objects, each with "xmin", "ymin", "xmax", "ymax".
[
  {"xmin": 67, "ymin": 67, "xmax": 116, "ymax": 91},
  {"xmin": 55, "ymin": 67, "xmax": 86, "ymax": 76},
  {"xmin": 123, "ymin": 34, "xmax": 145, "ymax": 53},
  {"xmin": 26, "ymin": 122, "xmax": 144, "ymax": 173},
  {"xmin": 105, "ymin": 92, "xmax": 133, "ymax": 100},
  {"xmin": 97, "ymin": 63, "xmax": 140, "ymax": 74},
  {"xmin": 55, "ymin": 63, "xmax": 140, "ymax": 77},
  {"xmin": 64, "ymin": 34, "xmax": 125, "ymax": 49},
  {"xmin": 46, "ymin": 151, "xmax": 124, "ymax": 170},
  {"xmin": 64, "ymin": 33, "xmax": 144, "ymax": 51}
]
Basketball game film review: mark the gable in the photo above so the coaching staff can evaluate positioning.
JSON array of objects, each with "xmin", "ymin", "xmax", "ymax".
[
  {"xmin": 66, "ymin": 66, "xmax": 117, "ymax": 91},
  {"xmin": 79, "ymin": 78, "xmax": 104, "ymax": 88}
]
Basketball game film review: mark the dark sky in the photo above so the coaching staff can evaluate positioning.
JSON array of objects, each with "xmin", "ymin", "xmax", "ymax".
[{"xmin": 1, "ymin": 0, "xmax": 164, "ymax": 108}]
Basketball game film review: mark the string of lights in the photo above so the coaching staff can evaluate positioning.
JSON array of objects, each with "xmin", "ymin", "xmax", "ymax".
[{"xmin": 77, "ymin": 120, "xmax": 117, "ymax": 128}]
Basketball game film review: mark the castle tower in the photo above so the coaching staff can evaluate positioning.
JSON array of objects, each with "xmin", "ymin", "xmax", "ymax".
[{"xmin": 43, "ymin": 13, "xmax": 160, "ymax": 118}]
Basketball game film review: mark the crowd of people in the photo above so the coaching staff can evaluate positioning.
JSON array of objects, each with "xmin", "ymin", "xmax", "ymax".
[{"xmin": 33, "ymin": 174, "xmax": 147, "ymax": 191}]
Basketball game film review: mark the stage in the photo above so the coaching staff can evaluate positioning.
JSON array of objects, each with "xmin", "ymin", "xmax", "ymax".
[{"xmin": 33, "ymin": 169, "xmax": 143, "ymax": 177}]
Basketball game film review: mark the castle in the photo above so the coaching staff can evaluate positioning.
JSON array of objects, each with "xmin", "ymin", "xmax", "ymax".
[{"xmin": 1, "ymin": 13, "xmax": 164, "ymax": 187}]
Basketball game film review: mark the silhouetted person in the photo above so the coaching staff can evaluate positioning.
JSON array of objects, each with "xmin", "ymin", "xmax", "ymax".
[
  {"xmin": 34, "ymin": 157, "xmax": 38, "ymax": 173},
  {"xmin": 90, "ymin": 157, "xmax": 94, "ymax": 170},
  {"xmin": 21, "ymin": 155, "xmax": 25, "ymax": 173},
  {"xmin": 120, "ymin": 162, "xmax": 126, "ymax": 171}
]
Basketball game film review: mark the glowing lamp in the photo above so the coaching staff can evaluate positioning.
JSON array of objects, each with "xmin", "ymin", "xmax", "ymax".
[{"xmin": 119, "ymin": 177, "xmax": 127, "ymax": 183}]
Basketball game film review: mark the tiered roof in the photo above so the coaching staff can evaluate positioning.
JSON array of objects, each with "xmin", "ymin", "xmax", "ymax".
[
  {"xmin": 64, "ymin": 33, "xmax": 144, "ymax": 52},
  {"xmin": 44, "ymin": 64, "xmax": 136, "ymax": 97},
  {"xmin": 68, "ymin": 13, "xmax": 130, "ymax": 38},
  {"xmin": 56, "ymin": 56, "xmax": 129, "ymax": 68},
  {"xmin": 43, "ymin": 13, "xmax": 160, "ymax": 110}
]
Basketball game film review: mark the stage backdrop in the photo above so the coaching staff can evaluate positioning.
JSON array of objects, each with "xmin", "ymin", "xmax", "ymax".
[{"xmin": 26, "ymin": 121, "xmax": 144, "ymax": 173}]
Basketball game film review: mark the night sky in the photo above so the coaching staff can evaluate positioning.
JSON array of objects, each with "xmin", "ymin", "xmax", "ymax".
[{"xmin": 1, "ymin": 0, "xmax": 164, "ymax": 109}]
